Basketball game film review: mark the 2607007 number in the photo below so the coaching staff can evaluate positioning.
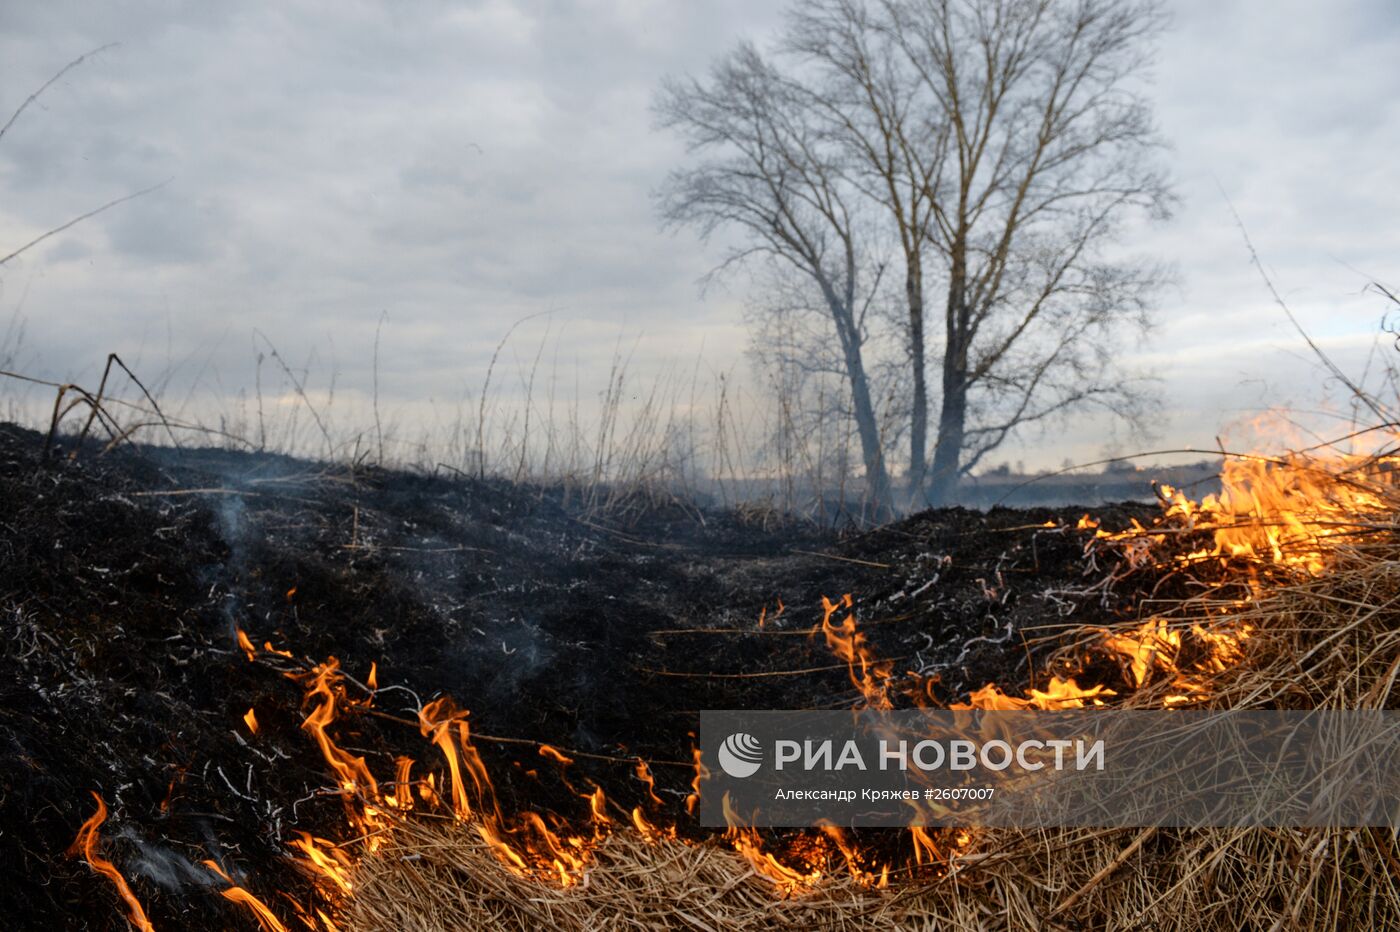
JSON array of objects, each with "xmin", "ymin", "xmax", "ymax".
[{"xmin": 926, "ymin": 787, "xmax": 994, "ymax": 801}]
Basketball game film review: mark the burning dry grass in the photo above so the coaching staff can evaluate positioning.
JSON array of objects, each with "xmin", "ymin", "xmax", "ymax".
[
  {"xmin": 346, "ymin": 821, "xmax": 1400, "ymax": 929},
  {"xmin": 334, "ymin": 445, "xmax": 1400, "ymax": 931},
  {"xmin": 348, "ymin": 817, "xmax": 927, "ymax": 931}
]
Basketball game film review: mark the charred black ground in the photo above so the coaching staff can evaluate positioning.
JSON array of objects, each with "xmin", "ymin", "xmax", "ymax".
[{"xmin": 0, "ymin": 422, "xmax": 1165, "ymax": 930}]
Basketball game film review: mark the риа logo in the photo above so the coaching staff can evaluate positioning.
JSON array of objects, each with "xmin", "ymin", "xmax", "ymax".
[{"xmin": 717, "ymin": 733, "xmax": 763, "ymax": 778}]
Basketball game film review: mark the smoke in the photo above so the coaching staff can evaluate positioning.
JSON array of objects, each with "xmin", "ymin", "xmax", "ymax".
[{"xmin": 121, "ymin": 829, "xmax": 216, "ymax": 891}]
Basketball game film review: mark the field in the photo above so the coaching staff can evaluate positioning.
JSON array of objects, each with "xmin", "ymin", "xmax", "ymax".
[{"xmin": 4, "ymin": 415, "xmax": 1397, "ymax": 930}]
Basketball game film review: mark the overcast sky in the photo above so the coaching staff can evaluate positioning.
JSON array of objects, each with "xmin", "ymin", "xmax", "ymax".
[{"xmin": 1, "ymin": 0, "xmax": 1398, "ymax": 469}]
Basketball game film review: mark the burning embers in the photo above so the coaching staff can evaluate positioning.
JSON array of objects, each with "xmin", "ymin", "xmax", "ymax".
[{"xmin": 65, "ymin": 441, "xmax": 1396, "ymax": 928}]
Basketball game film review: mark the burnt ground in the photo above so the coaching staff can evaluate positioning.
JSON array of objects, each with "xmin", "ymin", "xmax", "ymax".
[{"xmin": 0, "ymin": 422, "xmax": 1166, "ymax": 930}]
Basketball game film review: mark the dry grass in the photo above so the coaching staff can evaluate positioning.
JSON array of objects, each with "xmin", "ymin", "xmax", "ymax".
[
  {"xmin": 340, "ymin": 446, "xmax": 1400, "ymax": 931},
  {"xmin": 347, "ymin": 820, "xmax": 1400, "ymax": 930}
]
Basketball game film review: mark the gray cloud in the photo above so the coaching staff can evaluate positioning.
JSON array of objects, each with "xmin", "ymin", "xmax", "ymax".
[{"xmin": 0, "ymin": 0, "xmax": 1396, "ymax": 467}]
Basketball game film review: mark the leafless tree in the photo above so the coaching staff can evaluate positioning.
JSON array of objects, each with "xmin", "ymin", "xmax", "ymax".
[
  {"xmin": 660, "ymin": 0, "xmax": 1173, "ymax": 508},
  {"xmin": 783, "ymin": 0, "xmax": 948, "ymax": 503},
  {"xmin": 655, "ymin": 44, "xmax": 895, "ymax": 509},
  {"xmin": 882, "ymin": 0, "xmax": 1173, "ymax": 504}
]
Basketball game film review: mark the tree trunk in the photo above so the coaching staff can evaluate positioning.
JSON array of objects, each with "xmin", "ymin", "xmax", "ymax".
[
  {"xmin": 845, "ymin": 342, "xmax": 891, "ymax": 513},
  {"xmin": 928, "ymin": 356, "xmax": 966, "ymax": 506},
  {"xmin": 820, "ymin": 279, "xmax": 891, "ymax": 514},
  {"xmin": 928, "ymin": 246, "xmax": 968, "ymax": 507},
  {"xmin": 906, "ymin": 257, "xmax": 928, "ymax": 509}
]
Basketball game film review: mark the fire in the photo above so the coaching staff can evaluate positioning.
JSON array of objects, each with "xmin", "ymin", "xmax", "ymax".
[
  {"xmin": 290, "ymin": 834, "xmax": 355, "ymax": 895},
  {"xmin": 416, "ymin": 696, "xmax": 594, "ymax": 885},
  {"xmin": 635, "ymin": 757, "xmax": 664, "ymax": 806},
  {"xmin": 818, "ymin": 823, "xmax": 887, "ymax": 887},
  {"xmin": 101, "ymin": 436, "xmax": 1387, "ymax": 927},
  {"xmin": 388, "ymin": 756, "xmax": 415, "ymax": 811},
  {"xmin": 203, "ymin": 860, "xmax": 288, "ymax": 932},
  {"xmin": 685, "ymin": 743, "xmax": 709, "ymax": 815},
  {"xmin": 1181, "ymin": 447, "xmax": 1389, "ymax": 572},
  {"xmin": 818, "ymin": 593, "xmax": 893, "ymax": 709},
  {"xmin": 1102, "ymin": 618, "xmax": 1182, "ymax": 689},
  {"xmin": 631, "ymin": 806, "xmax": 673, "ymax": 841},
  {"xmin": 539, "ymin": 744, "xmax": 573, "ymax": 766},
  {"xmin": 586, "ymin": 785, "xmax": 610, "ymax": 824},
  {"xmin": 953, "ymin": 676, "xmax": 1114, "ymax": 711},
  {"xmin": 723, "ymin": 795, "xmax": 821, "ymax": 894},
  {"xmin": 1122, "ymin": 442, "xmax": 1397, "ymax": 577},
  {"xmin": 68, "ymin": 793, "xmax": 155, "ymax": 932},
  {"xmin": 236, "ymin": 628, "xmax": 257, "ymax": 662},
  {"xmin": 292, "ymin": 659, "xmax": 384, "ymax": 837},
  {"xmin": 909, "ymin": 824, "xmax": 942, "ymax": 867}
]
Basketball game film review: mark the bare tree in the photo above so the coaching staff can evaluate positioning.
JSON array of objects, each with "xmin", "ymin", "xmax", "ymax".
[
  {"xmin": 883, "ymin": 0, "xmax": 1173, "ymax": 503},
  {"xmin": 655, "ymin": 44, "xmax": 894, "ymax": 509},
  {"xmin": 784, "ymin": 0, "xmax": 949, "ymax": 504},
  {"xmin": 662, "ymin": 0, "xmax": 1172, "ymax": 509}
]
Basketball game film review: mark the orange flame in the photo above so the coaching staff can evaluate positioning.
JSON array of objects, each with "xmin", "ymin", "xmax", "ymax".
[
  {"xmin": 202, "ymin": 860, "xmax": 288, "ymax": 932},
  {"xmin": 684, "ymin": 743, "xmax": 709, "ymax": 816},
  {"xmin": 630, "ymin": 806, "xmax": 676, "ymax": 842},
  {"xmin": 722, "ymin": 795, "xmax": 820, "ymax": 894},
  {"xmin": 819, "ymin": 594, "xmax": 892, "ymax": 710},
  {"xmin": 909, "ymin": 825, "xmax": 942, "ymax": 867},
  {"xmin": 389, "ymin": 756, "xmax": 416, "ymax": 811},
  {"xmin": 293, "ymin": 659, "xmax": 382, "ymax": 835},
  {"xmin": 954, "ymin": 676, "xmax": 1114, "ymax": 711},
  {"xmin": 236, "ymin": 628, "xmax": 257, "ymax": 662},
  {"xmin": 68, "ymin": 793, "xmax": 155, "ymax": 932},
  {"xmin": 538, "ymin": 744, "xmax": 573, "ymax": 767},
  {"xmin": 290, "ymin": 834, "xmax": 355, "ymax": 896},
  {"xmin": 416, "ymin": 696, "xmax": 593, "ymax": 884},
  {"xmin": 818, "ymin": 823, "xmax": 886, "ymax": 887},
  {"xmin": 586, "ymin": 786, "xmax": 610, "ymax": 824},
  {"xmin": 634, "ymin": 757, "xmax": 663, "ymax": 807}
]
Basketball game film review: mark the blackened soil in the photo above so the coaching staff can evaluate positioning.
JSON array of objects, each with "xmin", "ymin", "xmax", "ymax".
[{"xmin": 0, "ymin": 424, "xmax": 1163, "ymax": 929}]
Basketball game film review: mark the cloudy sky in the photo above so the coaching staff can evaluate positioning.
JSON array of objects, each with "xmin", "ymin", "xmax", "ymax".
[{"xmin": 1, "ymin": 0, "xmax": 1397, "ymax": 469}]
